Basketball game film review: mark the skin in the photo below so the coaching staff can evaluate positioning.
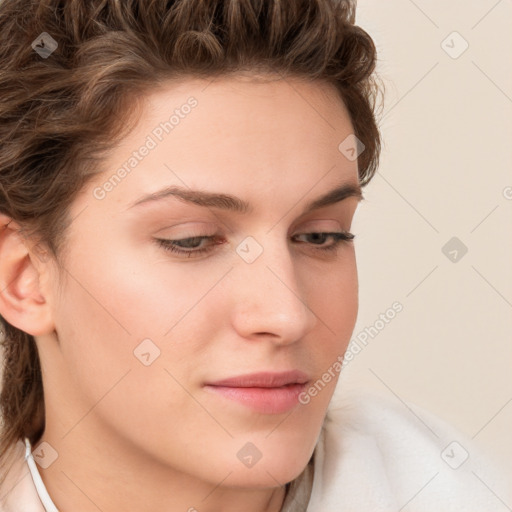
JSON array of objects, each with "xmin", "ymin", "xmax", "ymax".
[{"xmin": 0, "ymin": 74, "xmax": 362, "ymax": 511}]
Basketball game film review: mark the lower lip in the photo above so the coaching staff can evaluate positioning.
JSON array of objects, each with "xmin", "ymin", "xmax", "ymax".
[{"xmin": 204, "ymin": 383, "xmax": 307, "ymax": 414}]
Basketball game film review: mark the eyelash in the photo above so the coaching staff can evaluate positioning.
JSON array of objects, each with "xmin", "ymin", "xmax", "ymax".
[{"xmin": 155, "ymin": 231, "xmax": 355, "ymax": 258}]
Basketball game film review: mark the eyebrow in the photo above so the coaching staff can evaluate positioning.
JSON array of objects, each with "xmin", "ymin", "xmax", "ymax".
[{"xmin": 127, "ymin": 181, "xmax": 363, "ymax": 215}]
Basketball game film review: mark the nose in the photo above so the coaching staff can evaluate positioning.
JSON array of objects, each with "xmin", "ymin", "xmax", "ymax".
[{"xmin": 229, "ymin": 236, "xmax": 318, "ymax": 345}]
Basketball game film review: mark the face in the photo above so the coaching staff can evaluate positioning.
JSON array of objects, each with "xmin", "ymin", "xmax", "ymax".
[{"xmin": 38, "ymin": 74, "xmax": 361, "ymax": 488}]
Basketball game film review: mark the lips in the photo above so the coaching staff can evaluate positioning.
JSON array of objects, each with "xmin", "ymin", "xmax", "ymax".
[
  {"xmin": 203, "ymin": 370, "xmax": 310, "ymax": 414},
  {"xmin": 205, "ymin": 370, "xmax": 310, "ymax": 388}
]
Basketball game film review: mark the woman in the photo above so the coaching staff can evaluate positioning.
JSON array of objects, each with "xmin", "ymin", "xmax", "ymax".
[{"xmin": 0, "ymin": 0, "xmax": 506, "ymax": 510}]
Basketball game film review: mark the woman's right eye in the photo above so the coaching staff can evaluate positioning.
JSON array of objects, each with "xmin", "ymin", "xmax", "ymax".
[{"xmin": 155, "ymin": 236, "xmax": 222, "ymax": 258}]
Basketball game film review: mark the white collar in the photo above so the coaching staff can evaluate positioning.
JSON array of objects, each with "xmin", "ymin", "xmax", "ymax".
[{"xmin": 24, "ymin": 437, "xmax": 59, "ymax": 512}]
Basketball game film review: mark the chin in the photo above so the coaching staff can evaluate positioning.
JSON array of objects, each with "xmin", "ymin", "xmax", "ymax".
[
  {"xmin": 223, "ymin": 462, "xmax": 309, "ymax": 490},
  {"xmin": 220, "ymin": 441, "xmax": 314, "ymax": 489}
]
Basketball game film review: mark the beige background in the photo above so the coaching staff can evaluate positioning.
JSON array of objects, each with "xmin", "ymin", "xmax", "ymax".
[{"xmin": 333, "ymin": 0, "xmax": 512, "ymax": 480}]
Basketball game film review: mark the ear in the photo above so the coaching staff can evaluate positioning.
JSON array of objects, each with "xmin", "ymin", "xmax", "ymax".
[{"xmin": 0, "ymin": 213, "xmax": 55, "ymax": 336}]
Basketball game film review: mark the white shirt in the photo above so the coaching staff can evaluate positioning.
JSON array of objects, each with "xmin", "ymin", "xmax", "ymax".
[{"xmin": 0, "ymin": 391, "xmax": 509, "ymax": 511}]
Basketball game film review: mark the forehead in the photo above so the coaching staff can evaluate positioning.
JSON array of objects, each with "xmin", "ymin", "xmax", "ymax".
[
  {"xmin": 137, "ymin": 73, "xmax": 353, "ymax": 152},
  {"xmin": 74, "ymin": 74, "xmax": 358, "ymax": 217}
]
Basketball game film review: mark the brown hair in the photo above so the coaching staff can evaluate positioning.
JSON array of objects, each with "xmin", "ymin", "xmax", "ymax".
[{"xmin": 0, "ymin": 0, "xmax": 382, "ymax": 485}]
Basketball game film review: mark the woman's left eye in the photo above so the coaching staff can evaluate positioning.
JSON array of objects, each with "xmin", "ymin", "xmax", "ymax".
[{"xmin": 154, "ymin": 231, "xmax": 355, "ymax": 259}]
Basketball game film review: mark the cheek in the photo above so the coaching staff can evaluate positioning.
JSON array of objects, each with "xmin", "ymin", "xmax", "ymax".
[
  {"xmin": 52, "ymin": 238, "xmax": 229, "ymax": 398},
  {"xmin": 300, "ymin": 250, "xmax": 358, "ymax": 389},
  {"xmin": 304, "ymin": 248, "xmax": 358, "ymax": 337},
  {"xmin": 57, "ymin": 235, "xmax": 219, "ymax": 337},
  {"xmin": 51, "ymin": 259, "xmax": 217, "ymax": 453}
]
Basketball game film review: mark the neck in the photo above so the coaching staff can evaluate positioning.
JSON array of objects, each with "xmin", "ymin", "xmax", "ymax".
[{"xmin": 36, "ymin": 422, "xmax": 288, "ymax": 512}]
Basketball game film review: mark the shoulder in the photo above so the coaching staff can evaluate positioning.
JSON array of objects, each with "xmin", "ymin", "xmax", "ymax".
[
  {"xmin": 307, "ymin": 390, "xmax": 510, "ymax": 512},
  {"xmin": 0, "ymin": 440, "xmax": 46, "ymax": 512}
]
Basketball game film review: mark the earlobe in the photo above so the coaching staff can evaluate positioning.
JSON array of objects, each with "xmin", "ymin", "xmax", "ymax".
[{"xmin": 0, "ymin": 213, "xmax": 55, "ymax": 336}]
